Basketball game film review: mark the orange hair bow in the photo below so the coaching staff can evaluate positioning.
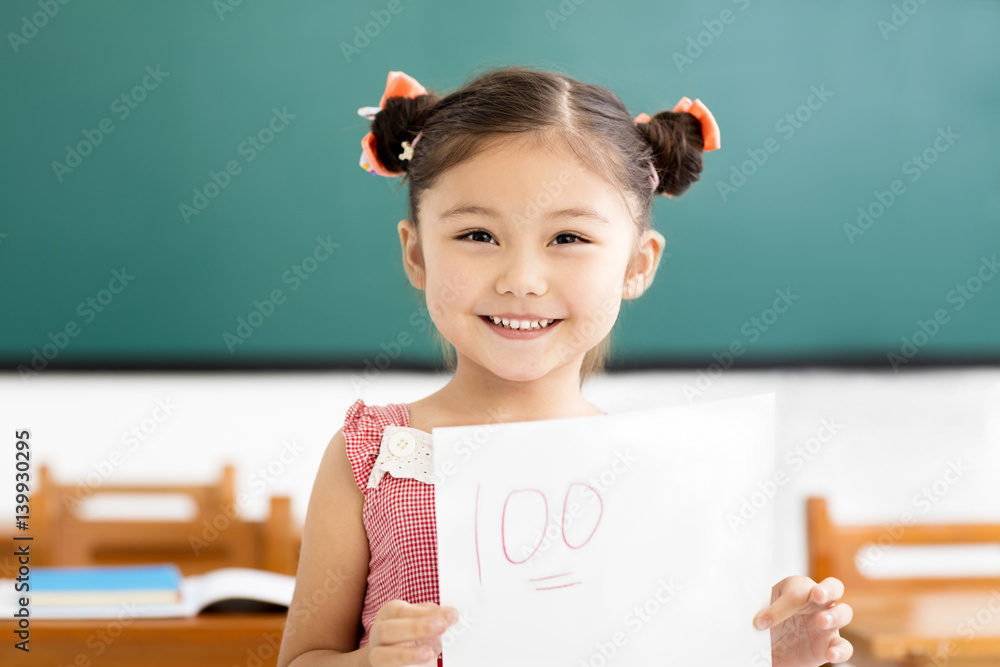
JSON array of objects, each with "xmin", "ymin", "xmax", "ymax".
[
  {"xmin": 358, "ymin": 71, "xmax": 428, "ymax": 177},
  {"xmin": 633, "ymin": 97, "xmax": 721, "ymax": 151},
  {"xmin": 634, "ymin": 97, "xmax": 721, "ymax": 197}
]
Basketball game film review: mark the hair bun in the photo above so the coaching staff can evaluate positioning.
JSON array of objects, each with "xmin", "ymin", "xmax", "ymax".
[
  {"xmin": 635, "ymin": 111, "xmax": 705, "ymax": 197},
  {"xmin": 369, "ymin": 94, "xmax": 438, "ymax": 174}
]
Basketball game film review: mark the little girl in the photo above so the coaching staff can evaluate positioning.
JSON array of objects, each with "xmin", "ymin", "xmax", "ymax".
[{"xmin": 277, "ymin": 66, "xmax": 853, "ymax": 667}]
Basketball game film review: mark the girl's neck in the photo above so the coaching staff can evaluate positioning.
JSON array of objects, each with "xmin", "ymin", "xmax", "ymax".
[{"xmin": 408, "ymin": 357, "xmax": 604, "ymax": 430}]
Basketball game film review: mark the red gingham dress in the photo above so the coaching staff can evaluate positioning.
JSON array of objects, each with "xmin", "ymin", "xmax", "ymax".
[{"xmin": 342, "ymin": 398, "xmax": 443, "ymax": 666}]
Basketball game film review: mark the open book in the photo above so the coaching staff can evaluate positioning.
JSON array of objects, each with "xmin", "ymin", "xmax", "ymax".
[{"xmin": 1, "ymin": 564, "xmax": 295, "ymax": 619}]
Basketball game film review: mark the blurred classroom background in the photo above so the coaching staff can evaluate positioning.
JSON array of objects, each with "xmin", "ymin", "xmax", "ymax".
[{"xmin": 2, "ymin": 1, "xmax": 999, "ymax": 666}]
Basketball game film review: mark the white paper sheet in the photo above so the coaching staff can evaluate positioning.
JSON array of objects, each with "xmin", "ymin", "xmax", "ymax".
[{"xmin": 434, "ymin": 393, "xmax": 775, "ymax": 667}]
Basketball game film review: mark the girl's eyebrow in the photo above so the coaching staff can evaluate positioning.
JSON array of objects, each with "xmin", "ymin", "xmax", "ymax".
[{"xmin": 439, "ymin": 203, "xmax": 610, "ymax": 225}]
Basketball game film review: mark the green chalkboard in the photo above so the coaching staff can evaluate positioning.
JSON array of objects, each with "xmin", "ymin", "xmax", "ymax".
[{"xmin": 2, "ymin": 0, "xmax": 998, "ymax": 371}]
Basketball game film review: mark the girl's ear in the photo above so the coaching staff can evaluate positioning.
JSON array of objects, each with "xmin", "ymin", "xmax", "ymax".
[
  {"xmin": 398, "ymin": 219, "xmax": 426, "ymax": 290},
  {"xmin": 623, "ymin": 228, "xmax": 666, "ymax": 300}
]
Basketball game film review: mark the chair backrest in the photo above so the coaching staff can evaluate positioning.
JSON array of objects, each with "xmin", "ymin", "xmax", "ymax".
[
  {"xmin": 806, "ymin": 496, "xmax": 1000, "ymax": 594},
  {"xmin": 16, "ymin": 463, "xmax": 301, "ymax": 577}
]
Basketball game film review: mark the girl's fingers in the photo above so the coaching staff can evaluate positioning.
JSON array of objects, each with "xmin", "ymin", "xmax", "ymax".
[
  {"xmin": 382, "ymin": 600, "xmax": 441, "ymax": 618},
  {"xmin": 369, "ymin": 599, "xmax": 458, "ymax": 665},
  {"xmin": 826, "ymin": 636, "xmax": 854, "ymax": 663},
  {"xmin": 755, "ymin": 575, "xmax": 850, "ymax": 629},
  {"xmin": 441, "ymin": 605, "xmax": 460, "ymax": 623},
  {"xmin": 370, "ymin": 615, "xmax": 449, "ymax": 646},
  {"xmin": 754, "ymin": 576, "xmax": 814, "ymax": 629},
  {"xmin": 817, "ymin": 602, "xmax": 853, "ymax": 630},
  {"xmin": 368, "ymin": 642, "xmax": 437, "ymax": 667},
  {"xmin": 810, "ymin": 577, "xmax": 845, "ymax": 606},
  {"xmin": 382, "ymin": 600, "xmax": 457, "ymax": 622}
]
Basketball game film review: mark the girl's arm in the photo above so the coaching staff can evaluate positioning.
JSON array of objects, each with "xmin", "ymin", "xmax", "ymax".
[{"xmin": 276, "ymin": 428, "xmax": 373, "ymax": 667}]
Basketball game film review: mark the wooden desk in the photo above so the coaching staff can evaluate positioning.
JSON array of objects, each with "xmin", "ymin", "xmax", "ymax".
[
  {"xmin": 842, "ymin": 590, "xmax": 1000, "ymax": 667},
  {"xmin": 807, "ymin": 496, "xmax": 1000, "ymax": 667},
  {"xmin": 0, "ymin": 613, "xmax": 288, "ymax": 667},
  {"xmin": 0, "ymin": 465, "xmax": 303, "ymax": 665}
]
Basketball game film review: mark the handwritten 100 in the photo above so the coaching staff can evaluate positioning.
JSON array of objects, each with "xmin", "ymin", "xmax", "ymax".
[{"xmin": 474, "ymin": 483, "xmax": 603, "ymax": 591}]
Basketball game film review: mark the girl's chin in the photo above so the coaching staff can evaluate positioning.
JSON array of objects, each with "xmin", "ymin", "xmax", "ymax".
[{"xmin": 474, "ymin": 357, "xmax": 552, "ymax": 383}]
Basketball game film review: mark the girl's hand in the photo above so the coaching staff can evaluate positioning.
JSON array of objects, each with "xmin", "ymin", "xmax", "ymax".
[
  {"xmin": 753, "ymin": 576, "xmax": 854, "ymax": 667},
  {"xmin": 367, "ymin": 600, "xmax": 459, "ymax": 667}
]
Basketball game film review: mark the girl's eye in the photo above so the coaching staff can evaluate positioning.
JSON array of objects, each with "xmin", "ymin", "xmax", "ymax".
[
  {"xmin": 552, "ymin": 233, "xmax": 588, "ymax": 245},
  {"xmin": 457, "ymin": 230, "xmax": 497, "ymax": 244}
]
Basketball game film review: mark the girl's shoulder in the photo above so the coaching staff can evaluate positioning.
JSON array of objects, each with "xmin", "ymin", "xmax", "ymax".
[
  {"xmin": 341, "ymin": 398, "xmax": 410, "ymax": 490},
  {"xmin": 343, "ymin": 397, "xmax": 409, "ymax": 434}
]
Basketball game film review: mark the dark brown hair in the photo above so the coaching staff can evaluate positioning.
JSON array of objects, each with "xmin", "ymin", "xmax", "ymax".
[{"xmin": 366, "ymin": 65, "xmax": 708, "ymax": 386}]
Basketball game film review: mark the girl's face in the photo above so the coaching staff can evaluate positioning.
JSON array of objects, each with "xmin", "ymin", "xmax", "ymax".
[{"xmin": 399, "ymin": 136, "xmax": 664, "ymax": 384}]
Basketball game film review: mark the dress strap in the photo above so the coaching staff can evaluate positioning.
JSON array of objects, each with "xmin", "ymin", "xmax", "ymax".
[{"xmin": 341, "ymin": 399, "xmax": 409, "ymax": 492}]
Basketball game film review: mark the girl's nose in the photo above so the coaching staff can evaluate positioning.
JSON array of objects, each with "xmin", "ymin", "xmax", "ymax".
[{"xmin": 495, "ymin": 250, "xmax": 548, "ymax": 298}]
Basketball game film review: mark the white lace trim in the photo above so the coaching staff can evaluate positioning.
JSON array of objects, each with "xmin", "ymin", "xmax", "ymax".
[{"xmin": 366, "ymin": 425, "xmax": 435, "ymax": 489}]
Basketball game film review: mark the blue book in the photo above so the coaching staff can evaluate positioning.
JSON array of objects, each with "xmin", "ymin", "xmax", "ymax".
[
  {"xmin": 3, "ymin": 565, "xmax": 294, "ymax": 618},
  {"xmin": 32, "ymin": 563, "xmax": 182, "ymax": 606}
]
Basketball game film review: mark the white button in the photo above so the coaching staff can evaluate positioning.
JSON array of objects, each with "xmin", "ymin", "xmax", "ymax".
[{"xmin": 387, "ymin": 431, "xmax": 416, "ymax": 457}]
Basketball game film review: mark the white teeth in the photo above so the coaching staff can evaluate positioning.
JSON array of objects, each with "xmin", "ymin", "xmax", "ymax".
[{"xmin": 488, "ymin": 316, "xmax": 555, "ymax": 330}]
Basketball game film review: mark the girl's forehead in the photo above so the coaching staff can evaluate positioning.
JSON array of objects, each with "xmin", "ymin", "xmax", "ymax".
[{"xmin": 423, "ymin": 139, "xmax": 632, "ymax": 224}]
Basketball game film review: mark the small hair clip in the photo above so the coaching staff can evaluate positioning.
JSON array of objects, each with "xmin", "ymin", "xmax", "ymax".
[
  {"xmin": 397, "ymin": 131, "xmax": 424, "ymax": 162},
  {"xmin": 398, "ymin": 140, "xmax": 414, "ymax": 162}
]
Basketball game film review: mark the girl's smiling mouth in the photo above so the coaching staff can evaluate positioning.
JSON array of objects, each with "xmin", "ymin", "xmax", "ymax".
[{"xmin": 480, "ymin": 315, "xmax": 562, "ymax": 337}]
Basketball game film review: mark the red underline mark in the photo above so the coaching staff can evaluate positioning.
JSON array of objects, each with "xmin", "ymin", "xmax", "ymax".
[
  {"xmin": 535, "ymin": 581, "xmax": 583, "ymax": 591},
  {"xmin": 529, "ymin": 573, "xmax": 571, "ymax": 582}
]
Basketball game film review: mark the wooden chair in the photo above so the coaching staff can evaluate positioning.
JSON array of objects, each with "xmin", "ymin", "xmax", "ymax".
[
  {"xmin": 3, "ymin": 463, "xmax": 300, "ymax": 578},
  {"xmin": 806, "ymin": 496, "xmax": 1000, "ymax": 667}
]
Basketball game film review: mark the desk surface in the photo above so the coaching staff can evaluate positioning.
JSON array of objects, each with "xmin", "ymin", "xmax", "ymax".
[
  {"xmin": 843, "ymin": 590, "xmax": 1000, "ymax": 667},
  {"xmin": 7, "ymin": 591, "xmax": 1000, "ymax": 666},
  {"xmin": 0, "ymin": 612, "xmax": 288, "ymax": 667}
]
